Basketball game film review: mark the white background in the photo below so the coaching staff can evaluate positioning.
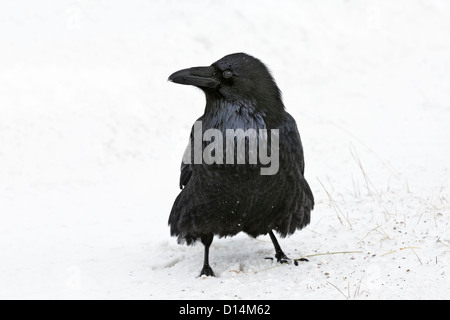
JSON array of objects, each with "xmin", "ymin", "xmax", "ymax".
[{"xmin": 0, "ymin": 0, "xmax": 449, "ymax": 299}]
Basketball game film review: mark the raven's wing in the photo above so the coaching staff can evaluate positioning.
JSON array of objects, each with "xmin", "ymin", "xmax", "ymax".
[
  {"xmin": 280, "ymin": 112, "xmax": 314, "ymax": 205},
  {"xmin": 179, "ymin": 117, "xmax": 203, "ymax": 189},
  {"xmin": 180, "ymin": 160, "xmax": 192, "ymax": 189},
  {"xmin": 281, "ymin": 113, "xmax": 305, "ymax": 175}
]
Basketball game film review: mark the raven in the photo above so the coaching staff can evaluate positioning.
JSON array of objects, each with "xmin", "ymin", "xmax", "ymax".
[{"xmin": 168, "ymin": 53, "xmax": 314, "ymax": 277}]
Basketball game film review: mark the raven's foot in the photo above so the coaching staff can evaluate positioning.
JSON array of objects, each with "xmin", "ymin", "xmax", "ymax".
[
  {"xmin": 275, "ymin": 251, "xmax": 291, "ymax": 264},
  {"xmin": 268, "ymin": 230, "xmax": 309, "ymax": 267},
  {"xmin": 199, "ymin": 265, "xmax": 215, "ymax": 277},
  {"xmin": 266, "ymin": 253, "xmax": 309, "ymax": 266}
]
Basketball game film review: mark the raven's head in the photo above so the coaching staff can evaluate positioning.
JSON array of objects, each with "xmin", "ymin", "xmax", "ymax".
[{"xmin": 168, "ymin": 53, "xmax": 284, "ymax": 113}]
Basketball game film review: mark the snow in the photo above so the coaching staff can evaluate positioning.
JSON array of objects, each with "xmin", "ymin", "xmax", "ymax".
[{"xmin": 0, "ymin": 0, "xmax": 449, "ymax": 300}]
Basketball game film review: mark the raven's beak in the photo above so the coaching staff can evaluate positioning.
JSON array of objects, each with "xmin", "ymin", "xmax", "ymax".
[{"xmin": 168, "ymin": 66, "xmax": 219, "ymax": 89}]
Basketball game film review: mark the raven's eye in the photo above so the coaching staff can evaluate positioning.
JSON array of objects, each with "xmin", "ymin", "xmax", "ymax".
[{"xmin": 223, "ymin": 70, "xmax": 233, "ymax": 79}]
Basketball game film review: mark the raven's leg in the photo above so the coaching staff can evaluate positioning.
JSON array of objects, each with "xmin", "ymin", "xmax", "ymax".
[
  {"xmin": 268, "ymin": 230, "xmax": 309, "ymax": 265},
  {"xmin": 268, "ymin": 230, "xmax": 291, "ymax": 264},
  {"xmin": 199, "ymin": 234, "xmax": 215, "ymax": 277}
]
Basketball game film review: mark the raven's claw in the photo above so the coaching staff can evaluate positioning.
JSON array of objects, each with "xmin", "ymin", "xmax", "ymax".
[{"xmin": 199, "ymin": 265, "xmax": 215, "ymax": 277}]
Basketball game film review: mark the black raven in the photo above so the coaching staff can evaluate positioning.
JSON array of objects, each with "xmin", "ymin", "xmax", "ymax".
[{"xmin": 168, "ymin": 53, "xmax": 314, "ymax": 277}]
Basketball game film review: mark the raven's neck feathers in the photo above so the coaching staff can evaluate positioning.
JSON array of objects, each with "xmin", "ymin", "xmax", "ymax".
[{"xmin": 203, "ymin": 95, "xmax": 286, "ymax": 132}]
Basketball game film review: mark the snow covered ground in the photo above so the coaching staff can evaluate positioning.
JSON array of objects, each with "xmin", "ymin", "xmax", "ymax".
[{"xmin": 0, "ymin": 0, "xmax": 449, "ymax": 299}]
